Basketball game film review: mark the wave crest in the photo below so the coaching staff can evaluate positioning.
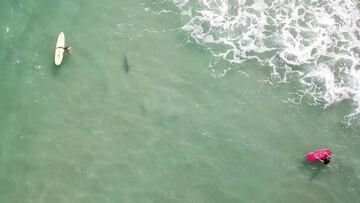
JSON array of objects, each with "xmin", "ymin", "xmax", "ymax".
[{"xmin": 174, "ymin": 0, "xmax": 360, "ymax": 125}]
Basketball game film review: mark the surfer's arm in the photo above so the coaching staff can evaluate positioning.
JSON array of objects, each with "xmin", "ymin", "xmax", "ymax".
[{"xmin": 56, "ymin": 46, "xmax": 69, "ymax": 50}]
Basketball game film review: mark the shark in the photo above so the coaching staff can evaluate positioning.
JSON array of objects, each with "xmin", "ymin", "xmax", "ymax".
[{"xmin": 123, "ymin": 55, "xmax": 130, "ymax": 73}]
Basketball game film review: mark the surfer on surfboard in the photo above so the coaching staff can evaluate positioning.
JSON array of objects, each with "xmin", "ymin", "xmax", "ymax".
[{"xmin": 57, "ymin": 46, "xmax": 72, "ymax": 54}]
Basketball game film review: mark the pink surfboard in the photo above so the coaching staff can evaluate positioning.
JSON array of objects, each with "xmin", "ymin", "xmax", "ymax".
[{"xmin": 305, "ymin": 149, "xmax": 331, "ymax": 161}]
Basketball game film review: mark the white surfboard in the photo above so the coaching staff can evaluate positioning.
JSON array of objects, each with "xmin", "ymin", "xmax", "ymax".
[{"xmin": 55, "ymin": 32, "xmax": 65, "ymax": 65}]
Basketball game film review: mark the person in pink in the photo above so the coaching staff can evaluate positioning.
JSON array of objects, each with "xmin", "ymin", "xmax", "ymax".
[{"xmin": 305, "ymin": 149, "xmax": 332, "ymax": 165}]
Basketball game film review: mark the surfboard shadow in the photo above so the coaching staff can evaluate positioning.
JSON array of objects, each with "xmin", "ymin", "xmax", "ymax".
[{"xmin": 299, "ymin": 159, "xmax": 328, "ymax": 181}]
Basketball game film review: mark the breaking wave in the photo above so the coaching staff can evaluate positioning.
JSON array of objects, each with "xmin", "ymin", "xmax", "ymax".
[{"xmin": 173, "ymin": 0, "xmax": 360, "ymax": 125}]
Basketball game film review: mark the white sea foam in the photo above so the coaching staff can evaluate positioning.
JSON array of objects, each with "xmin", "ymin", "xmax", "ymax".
[{"xmin": 174, "ymin": 0, "xmax": 360, "ymax": 125}]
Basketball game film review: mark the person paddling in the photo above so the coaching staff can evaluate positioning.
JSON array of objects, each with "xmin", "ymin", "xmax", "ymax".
[{"xmin": 305, "ymin": 149, "xmax": 332, "ymax": 165}]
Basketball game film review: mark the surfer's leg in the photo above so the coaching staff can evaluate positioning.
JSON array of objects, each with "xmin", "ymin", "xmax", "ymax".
[{"xmin": 66, "ymin": 47, "xmax": 72, "ymax": 54}]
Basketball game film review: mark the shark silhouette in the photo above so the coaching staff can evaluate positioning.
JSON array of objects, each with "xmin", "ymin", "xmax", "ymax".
[{"xmin": 123, "ymin": 55, "xmax": 130, "ymax": 73}]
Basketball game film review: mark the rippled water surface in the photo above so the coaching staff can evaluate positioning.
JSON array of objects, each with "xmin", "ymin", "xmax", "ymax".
[{"xmin": 0, "ymin": 0, "xmax": 360, "ymax": 202}]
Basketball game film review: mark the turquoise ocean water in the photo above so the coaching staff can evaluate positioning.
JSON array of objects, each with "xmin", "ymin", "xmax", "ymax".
[{"xmin": 1, "ymin": 0, "xmax": 360, "ymax": 202}]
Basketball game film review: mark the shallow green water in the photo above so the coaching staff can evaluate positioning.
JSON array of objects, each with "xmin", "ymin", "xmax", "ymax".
[{"xmin": 1, "ymin": 0, "xmax": 360, "ymax": 202}]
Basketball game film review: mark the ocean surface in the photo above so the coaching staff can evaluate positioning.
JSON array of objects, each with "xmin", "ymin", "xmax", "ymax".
[{"xmin": 1, "ymin": 0, "xmax": 360, "ymax": 202}]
